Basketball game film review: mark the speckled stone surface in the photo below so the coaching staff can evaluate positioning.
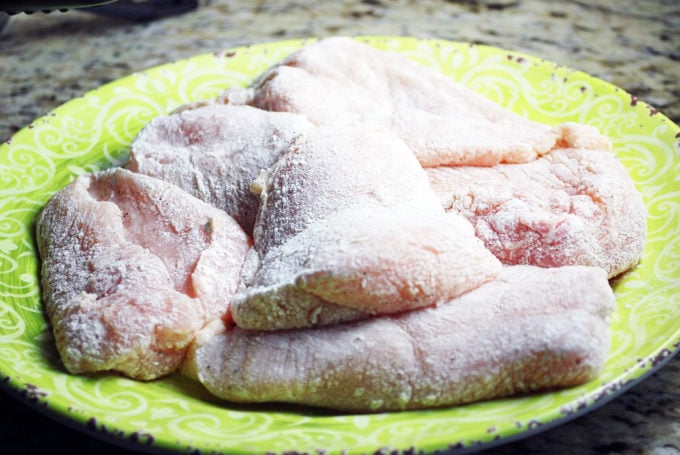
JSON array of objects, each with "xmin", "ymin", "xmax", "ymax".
[
  {"xmin": 0, "ymin": 1, "xmax": 679, "ymax": 454},
  {"xmin": 2, "ymin": 0, "xmax": 679, "ymax": 142}
]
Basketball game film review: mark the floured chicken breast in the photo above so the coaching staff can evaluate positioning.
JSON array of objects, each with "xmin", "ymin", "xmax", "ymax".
[
  {"xmin": 35, "ymin": 38, "xmax": 644, "ymax": 413},
  {"xmin": 221, "ymin": 37, "xmax": 610, "ymax": 167},
  {"xmin": 184, "ymin": 265, "xmax": 615, "ymax": 412},
  {"xmin": 231, "ymin": 127, "xmax": 502, "ymax": 330},
  {"xmin": 426, "ymin": 148, "xmax": 647, "ymax": 277},
  {"xmin": 126, "ymin": 104, "xmax": 312, "ymax": 234},
  {"xmin": 36, "ymin": 168, "xmax": 250, "ymax": 380}
]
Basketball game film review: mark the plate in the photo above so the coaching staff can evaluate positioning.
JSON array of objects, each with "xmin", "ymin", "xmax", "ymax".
[{"xmin": 1, "ymin": 36, "xmax": 678, "ymax": 454}]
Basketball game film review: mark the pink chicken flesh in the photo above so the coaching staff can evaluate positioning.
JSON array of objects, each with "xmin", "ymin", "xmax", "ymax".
[
  {"xmin": 223, "ymin": 37, "xmax": 611, "ymax": 167},
  {"xmin": 185, "ymin": 265, "xmax": 615, "ymax": 412},
  {"xmin": 426, "ymin": 148, "xmax": 646, "ymax": 277},
  {"xmin": 126, "ymin": 104, "xmax": 312, "ymax": 235},
  {"xmin": 232, "ymin": 127, "xmax": 502, "ymax": 330},
  {"xmin": 36, "ymin": 168, "xmax": 250, "ymax": 380}
]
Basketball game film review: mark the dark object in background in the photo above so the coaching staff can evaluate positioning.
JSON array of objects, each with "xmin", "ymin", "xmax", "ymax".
[
  {"xmin": 1, "ymin": 0, "xmax": 198, "ymax": 20},
  {"xmin": 1, "ymin": 1, "xmax": 117, "ymax": 13}
]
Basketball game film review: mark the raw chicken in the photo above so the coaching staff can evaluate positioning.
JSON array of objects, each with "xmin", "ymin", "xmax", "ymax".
[
  {"xmin": 235, "ymin": 207, "xmax": 499, "ymax": 330},
  {"xmin": 36, "ymin": 37, "xmax": 634, "ymax": 409},
  {"xmin": 426, "ymin": 148, "xmax": 647, "ymax": 277},
  {"xmin": 184, "ymin": 265, "xmax": 615, "ymax": 412},
  {"xmin": 126, "ymin": 104, "xmax": 312, "ymax": 234},
  {"xmin": 36, "ymin": 168, "xmax": 250, "ymax": 380},
  {"xmin": 231, "ymin": 127, "xmax": 502, "ymax": 330},
  {"xmin": 231, "ymin": 127, "xmax": 501, "ymax": 330},
  {"xmin": 223, "ymin": 37, "xmax": 611, "ymax": 167}
]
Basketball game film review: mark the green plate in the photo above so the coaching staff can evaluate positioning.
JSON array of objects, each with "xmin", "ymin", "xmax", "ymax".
[{"xmin": 1, "ymin": 36, "xmax": 678, "ymax": 454}]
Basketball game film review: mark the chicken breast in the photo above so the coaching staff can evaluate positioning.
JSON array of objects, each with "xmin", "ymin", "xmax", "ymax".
[
  {"xmin": 125, "ymin": 104, "xmax": 313, "ymax": 234},
  {"xmin": 36, "ymin": 168, "xmax": 250, "ymax": 380},
  {"xmin": 184, "ymin": 265, "xmax": 615, "ymax": 412},
  {"xmin": 231, "ymin": 127, "xmax": 501, "ymax": 330},
  {"xmin": 224, "ymin": 37, "xmax": 611, "ymax": 167},
  {"xmin": 426, "ymin": 148, "xmax": 647, "ymax": 277}
]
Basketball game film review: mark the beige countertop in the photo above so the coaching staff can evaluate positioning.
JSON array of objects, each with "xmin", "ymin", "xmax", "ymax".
[
  {"xmin": 2, "ymin": 0, "xmax": 679, "ymax": 142},
  {"xmin": 1, "ymin": 1, "xmax": 678, "ymax": 454}
]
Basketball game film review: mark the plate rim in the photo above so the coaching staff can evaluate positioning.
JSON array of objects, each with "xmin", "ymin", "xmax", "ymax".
[{"xmin": 1, "ymin": 35, "xmax": 679, "ymax": 455}]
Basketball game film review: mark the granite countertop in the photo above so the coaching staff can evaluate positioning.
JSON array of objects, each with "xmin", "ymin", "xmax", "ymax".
[{"xmin": 1, "ymin": 1, "xmax": 678, "ymax": 454}]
